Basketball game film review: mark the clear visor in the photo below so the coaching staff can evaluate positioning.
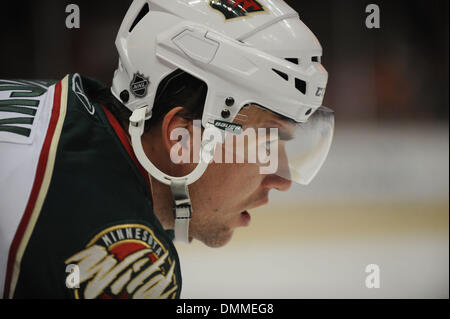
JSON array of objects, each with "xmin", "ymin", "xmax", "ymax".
[
  {"xmin": 278, "ymin": 106, "xmax": 334, "ymax": 185},
  {"xmin": 216, "ymin": 106, "xmax": 334, "ymax": 185}
]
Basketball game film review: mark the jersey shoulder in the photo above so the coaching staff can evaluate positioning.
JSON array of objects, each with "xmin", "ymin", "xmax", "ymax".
[
  {"xmin": 0, "ymin": 79, "xmax": 57, "ymax": 145},
  {"xmin": 0, "ymin": 73, "xmax": 105, "ymax": 145}
]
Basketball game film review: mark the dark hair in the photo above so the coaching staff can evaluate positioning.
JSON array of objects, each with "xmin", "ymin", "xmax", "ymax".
[{"xmin": 91, "ymin": 69, "xmax": 208, "ymax": 133}]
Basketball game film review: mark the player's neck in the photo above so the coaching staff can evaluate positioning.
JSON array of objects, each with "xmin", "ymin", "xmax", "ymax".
[
  {"xmin": 149, "ymin": 176, "xmax": 175, "ymax": 231},
  {"xmin": 142, "ymin": 132, "xmax": 176, "ymax": 231}
]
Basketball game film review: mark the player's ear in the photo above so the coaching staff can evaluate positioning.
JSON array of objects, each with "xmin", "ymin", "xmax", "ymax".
[{"xmin": 161, "ymin": 106, "xmax": 191, "ymax": 155}]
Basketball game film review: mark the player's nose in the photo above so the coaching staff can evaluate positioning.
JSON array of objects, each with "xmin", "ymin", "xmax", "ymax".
[{"xmin": 262, "ymin": 174, "xmax": 292, "ymax": 192}]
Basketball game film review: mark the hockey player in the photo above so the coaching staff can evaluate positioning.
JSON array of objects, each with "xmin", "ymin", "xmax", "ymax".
[{"xmin": 0, "ymin": 0, "xmax": 334, "ymax": 298}]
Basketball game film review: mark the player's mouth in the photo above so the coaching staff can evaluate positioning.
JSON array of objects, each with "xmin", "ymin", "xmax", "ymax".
[{"xmin": 240, "ymin": 211, "xmax": 251, "ymax": 227}]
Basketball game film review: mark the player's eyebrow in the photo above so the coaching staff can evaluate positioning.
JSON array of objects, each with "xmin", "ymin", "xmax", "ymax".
[{"xmin": 279, "ymin": 130, "xmax": 295, "ymax": 141}]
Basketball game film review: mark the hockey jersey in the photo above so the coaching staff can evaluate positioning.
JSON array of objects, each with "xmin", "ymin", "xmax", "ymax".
[{"xmin": 0, "ymin": 74, "xmax": 181, "ymax": 299}]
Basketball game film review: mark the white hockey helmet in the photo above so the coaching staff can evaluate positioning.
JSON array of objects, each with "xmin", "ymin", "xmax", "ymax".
[{"xmin": 111, "ymin": 0, "xmax": 334, "ymax": 243}]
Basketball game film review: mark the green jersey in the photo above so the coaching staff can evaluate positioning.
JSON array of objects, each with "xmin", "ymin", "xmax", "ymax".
[{"xmin": 0, "ymin": 74, "xmax": 181, "ymax": 299}]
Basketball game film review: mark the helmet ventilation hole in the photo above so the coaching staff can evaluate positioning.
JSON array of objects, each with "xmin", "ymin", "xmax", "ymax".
[
  {"xmin": 295, "ymin": 78, "xmax": 307, "ymax": 95},
  {"xmin": 129, "ymin": 3, "xmax": 150, "ymax": 32},
  {"xmin": 285, "ymin": 58, "xmax": 299, "ymax": 65},
  {"xmin": 272, "ymin": 69, "xmax": 289, "ymax": 81}
]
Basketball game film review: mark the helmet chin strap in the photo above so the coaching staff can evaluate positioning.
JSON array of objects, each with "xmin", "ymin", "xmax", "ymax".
[{"xmin": 129, "ymin": 107, "xmax": 219, "ymax": 244}]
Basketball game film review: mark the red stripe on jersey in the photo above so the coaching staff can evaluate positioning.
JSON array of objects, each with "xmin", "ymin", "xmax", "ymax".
[
  {"xmin": 3, "ymin": 81, "xmax": 63, "ymax": 298},
  {"xmin": 100, "ymin": 105, "xmax": 152, "ymax": 197}
]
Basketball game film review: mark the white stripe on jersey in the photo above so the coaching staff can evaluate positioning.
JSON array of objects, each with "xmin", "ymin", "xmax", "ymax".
[{"xmin": 0, "ymin": 82, "xmax": 56, "ymax": 297}]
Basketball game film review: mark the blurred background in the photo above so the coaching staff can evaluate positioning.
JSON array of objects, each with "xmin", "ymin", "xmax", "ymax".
[{"xmin": 1, "ymin": 0, "xmax": 448, "ymax": 298}]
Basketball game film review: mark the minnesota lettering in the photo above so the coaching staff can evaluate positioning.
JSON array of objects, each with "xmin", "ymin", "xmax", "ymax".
[{"xmin": 65, "ymin": 224, "xmax": 178, "ymax": 299}]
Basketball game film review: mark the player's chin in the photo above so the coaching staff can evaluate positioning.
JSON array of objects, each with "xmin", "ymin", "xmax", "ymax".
[{"xmin": 201, "ymin": 229, "xmax": 235, "ymax": 248}]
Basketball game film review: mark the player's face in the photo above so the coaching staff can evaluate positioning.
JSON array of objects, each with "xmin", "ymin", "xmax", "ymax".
[{"xmin": 185, "ymin": 106, "xmax": 293, "ymax": 247}]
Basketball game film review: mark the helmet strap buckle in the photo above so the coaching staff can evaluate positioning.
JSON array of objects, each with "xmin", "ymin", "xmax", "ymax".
[{"xmin": 171, "ymin": 179, "xmax": 192, "ymax": 244}]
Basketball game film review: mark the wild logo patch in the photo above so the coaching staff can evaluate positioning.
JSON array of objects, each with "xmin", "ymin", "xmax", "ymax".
[
  {"xmin": 130, "ymin": 72, "xmax": 150, "ymax": 98},
  {"xmin": 210, "ymin": 0, "xmax": 265, "ymax": 20},
  {"xmin": 65, "ymin": 224, "xmax": 178, "ymax": 299}
]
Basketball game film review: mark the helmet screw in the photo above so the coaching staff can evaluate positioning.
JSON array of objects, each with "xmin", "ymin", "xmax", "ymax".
[
  {"xmin": 225, "ymin": 97, "xmax": 235, "ymax": 107},
  {"xmin": 221, "ymin": 109, "xmax": 231, "ymax": 119},
  {"xmin": 120, "ymin": 90, "xmax": 130, "ymax": 103}
]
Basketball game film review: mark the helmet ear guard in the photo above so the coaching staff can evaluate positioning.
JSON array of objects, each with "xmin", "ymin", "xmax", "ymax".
[{"xmin": 112, "ymin": 0, "xmax": 332, "ymax": 244}]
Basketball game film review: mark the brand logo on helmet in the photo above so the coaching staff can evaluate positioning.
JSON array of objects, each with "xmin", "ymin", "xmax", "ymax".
[
  {"xmin": 315, "ymin": 87, "xmax": 326, "ymax": 97},
  {"xmin": 210, "ymin": 0, "xmax": 265, "ymax": 20},
  {"xmin": 214, "ymin": 120, "xmax": 243, "ymax": 134},
  {"xmin": 130, "ymin": 72, "xmax": 150, "ymax": 98},
  {"xmin": 65, "ymin": 224, "xmax": 178, "ymax": 299}
]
